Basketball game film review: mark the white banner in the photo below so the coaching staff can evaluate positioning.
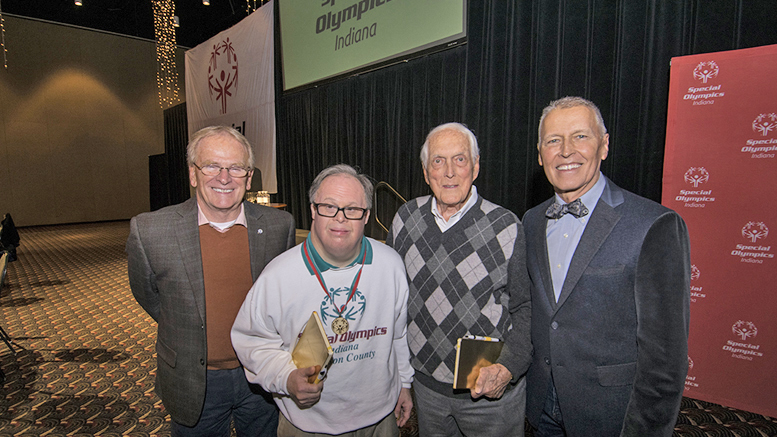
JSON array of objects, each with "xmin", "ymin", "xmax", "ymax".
[{"xmin": 185, "ymin": 2, "xmax": 277, "ymax": 192}]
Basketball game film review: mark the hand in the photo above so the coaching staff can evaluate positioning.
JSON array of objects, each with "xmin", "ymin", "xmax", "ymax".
[
  {"xmin": 287, "ymin": 366, "xmax": 323, "ymax": 408},
  {"xmin": 471, "ymin": 363, "xmax": 512, "ymax": 399},
  {"xmin": 394, "ymin": 387, "xmax": 413, "ymax": 427}
]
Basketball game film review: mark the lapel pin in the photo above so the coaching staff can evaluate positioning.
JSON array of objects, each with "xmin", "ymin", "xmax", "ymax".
[{"xmin": 257, "ymin": 229, "xmax": 263, "ymax": 234}]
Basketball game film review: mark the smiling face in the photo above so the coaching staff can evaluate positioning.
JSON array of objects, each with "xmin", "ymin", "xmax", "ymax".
[
  {"xmin": 310, "ymin": 174, "xmax": 370, "ymax": 267},
  {"xmin": 538, "ymin": 105, "xmax": 609, "ymax": 203},
  {"xmin": 423, "ymin": 129, "xmax": 480, "ymax": 221},
  {"xmin": 188, "ymin": 133, "xmax": 252, "ymax": 222}
]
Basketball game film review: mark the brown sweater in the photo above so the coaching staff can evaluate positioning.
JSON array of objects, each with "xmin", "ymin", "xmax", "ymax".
[{"xmin": 199, "ymin": 224, "xmax": 253, "ymax": 369}]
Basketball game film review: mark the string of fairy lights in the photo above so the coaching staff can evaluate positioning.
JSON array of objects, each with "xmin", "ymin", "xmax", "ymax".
[
  {"xmin": 1, "ymin": 1, "xmax": 269, "ymax": 91},
  {"xmin": 0, "ymin": 0, "xmax": 8, "ymax": 69},
  {"xmin": 246, "ymin": 1, "xmax": 271, "ymax": 15},
  {"xmin": 152, "ymin": 0, "xmax": 180, "ymax": 109}
]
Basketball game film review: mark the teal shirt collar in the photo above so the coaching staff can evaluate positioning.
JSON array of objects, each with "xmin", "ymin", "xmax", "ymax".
[{"xmin": 302, "ymin": 234, "xmax": 373, "ymax": 274}]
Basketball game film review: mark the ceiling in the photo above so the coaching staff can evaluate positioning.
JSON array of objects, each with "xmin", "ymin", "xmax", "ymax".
[{"xmin": 1, "ymin": 0, "xmax": 271, "ymax": 49}]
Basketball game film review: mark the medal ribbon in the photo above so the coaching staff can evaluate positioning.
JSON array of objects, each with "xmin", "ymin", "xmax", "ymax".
[{"xmin": 303, "ymin": 239, "xmax": 366, "ymax": 317}]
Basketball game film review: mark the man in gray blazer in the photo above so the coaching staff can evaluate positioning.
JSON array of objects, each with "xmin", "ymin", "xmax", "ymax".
[
  {"xmin": 523, "ymin": 97, "xmax": 691, "ymax": 436},
  {"xmin": 127, "ymin": 126, "xmax": 295, "ymax": 436}
]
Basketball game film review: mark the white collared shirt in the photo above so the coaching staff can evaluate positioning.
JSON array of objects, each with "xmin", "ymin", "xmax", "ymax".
[
  {"xmin": 197, "ymin": 202, "xmax": 248, "ymax": 232},
  {"xmin": 431, "ymin": 185, "xmax": 479, "ymax": 232}
]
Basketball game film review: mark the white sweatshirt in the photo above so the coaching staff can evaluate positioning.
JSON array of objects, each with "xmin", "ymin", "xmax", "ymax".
[{"xmin": 231, "ymin": 237, "xmax": 413, "ymax": 434}]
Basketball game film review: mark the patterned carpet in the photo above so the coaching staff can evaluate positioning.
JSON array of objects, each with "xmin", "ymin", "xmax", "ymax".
[{"xmin": 0, "ymin": 221, "xmax": 775, "ymax": 437}]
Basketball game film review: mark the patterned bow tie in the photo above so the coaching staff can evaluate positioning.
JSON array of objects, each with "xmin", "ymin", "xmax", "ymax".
[{"xmin": 546, "ymin": 198, "xmax": 589, "ymax": 219}]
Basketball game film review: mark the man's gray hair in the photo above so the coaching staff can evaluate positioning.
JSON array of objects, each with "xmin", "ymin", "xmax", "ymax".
[
  {"xmin": 537, "ymin": 96, "xmax": 608, "ymax": 146},
  {"xmin": 308, "ymin": 164, "xmax": 374, "ymax": 209},
  {"xmin": 186, "ymin": 126, "xmax": 255, "ymax": 169},
  {"xmin": 419, "ymin": 122, "xmax": 480, "ymax": 168}
]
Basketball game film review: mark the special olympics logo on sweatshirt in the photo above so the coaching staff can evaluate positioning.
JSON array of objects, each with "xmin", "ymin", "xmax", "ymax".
[
  {"xmin": 732, "ymin": 321, "xmax": 758, "ymax": 341},
  {"xmin": 690, "ymin": 265, "xmax": 700, "ymax": 281},
  {"xmin": 693, "ymin": 61, "xmax": 719, "ymax": 83},
  {"xmin": 752, "ymin": 113, "xmax": 777, "ymax": 136},
  {"xmin": 208, "ymin": 37, "xmax": 239, "ymax": 114},
  {"xmin": 742, "ymin": 222, "xmax": 768, "ymax": 243},
  {"xmin": 683, "ymin": 167, "xmax": 709, "ymax": 187},
  {"xmin": 319, "ymin": 287, "xmax": 366, "ymax": 327}
]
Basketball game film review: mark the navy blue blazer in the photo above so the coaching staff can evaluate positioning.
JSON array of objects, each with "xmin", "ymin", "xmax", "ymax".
[{"xmin": 523, "ymin": 177, "xmax": 690, "ymax": 437}]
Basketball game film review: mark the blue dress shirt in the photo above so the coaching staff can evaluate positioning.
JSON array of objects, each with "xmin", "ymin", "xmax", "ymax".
[{"xmin": 546, "ymin": 173, "xmax": 607, "ymax": 301}]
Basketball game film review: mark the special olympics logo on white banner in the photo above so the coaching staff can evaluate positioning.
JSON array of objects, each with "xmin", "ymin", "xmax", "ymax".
[
  {"xmin": 752, "ymin": 113, "xmax": 777, "ymax": 136},
  {"xmin": 690, "ymin": 265, "xmax": 700, "ymax": 281},
  {"xmin": 693, "ymin": 61, "xmax": 719, "ymax": 83},
  {"xmin": 742, "ymin": 222, "xmax": 768, "ymax": 243},
  {"xmin": 683, "ymin": 167, "xmax": 709, "ymax": 187},
  {"xmin": 208, "ymin": 37, "xmax": 240, "ymax": 114},
  {"xmin": 732, "ymin": 321, "xmax": 758, "ymax": 341}
]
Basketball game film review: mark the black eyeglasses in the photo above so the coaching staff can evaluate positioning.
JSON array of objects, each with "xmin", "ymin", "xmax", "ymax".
[
  {"xmin": 194, "ymin": 163, "xmax": 251, "ymax": 178},
  {"xmin": 313, "ymin": 203, "xmax": 368, "ymax": 220}
]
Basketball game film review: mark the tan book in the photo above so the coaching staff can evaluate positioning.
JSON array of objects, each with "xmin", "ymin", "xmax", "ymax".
[
  {"xmin": 452, "ymin": 335, "xmax": 504, "ymax": 389},
  {"xmin": 291, "ymin": 311, "xmax": 334, "ymax": 384}
]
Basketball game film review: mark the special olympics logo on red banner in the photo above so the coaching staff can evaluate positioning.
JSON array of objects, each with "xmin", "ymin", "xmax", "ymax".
[
  {"xmin": 208, "ymin": 37, "xmax": 239, "ymax": 114},
  {"xmin": 690, "ymin": 265, "xmax": 700, "ymax": 281},
  {"xmin": 693, "ymin": 61, "xmax": 719, "ymax": 83},
  {"xmin": 687, "ymin": 355, "xmax": 694, "ymax": 370},
  {"xmin": 752, "ymin": 113, "xmax": 777, "ymax": 136},
  {"xmin": 742, "ymin": 222, "xmax": 768, "ymax": 243},
  {"xmin": 732, "ymin": 321, "xmax": 758, "ymax": 341},
  {"xmin": 683, "ymin": 167, "xmax": 709, "ymax": 187}
]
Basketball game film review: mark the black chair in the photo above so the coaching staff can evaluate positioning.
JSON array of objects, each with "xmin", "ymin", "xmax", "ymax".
[
  {"xmin": 0, "ymin": 213, "xmax": 20, "ymax": 262},
  {"xmin": 0, "ymin": 251, "xmax": 17, "ymax": 355},
  {"xmin": 0, "ymin": 214, "xmax": 21, "ymax": 357}
]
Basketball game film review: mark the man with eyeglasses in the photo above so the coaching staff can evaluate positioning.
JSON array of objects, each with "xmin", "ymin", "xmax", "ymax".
[
  {"xmin": 232, "ymin": 164, "xmax": 414, "ymax": 437},
  {"xmin": 126, "ymin": 126, "xmax": 295, "ymax": 436},
  {"xmin": 386, "ymin": 123, "xmax": 532, "ymax": 437}
]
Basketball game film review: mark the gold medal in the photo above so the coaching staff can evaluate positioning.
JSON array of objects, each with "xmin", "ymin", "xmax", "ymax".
[{"xmin": 332, "ymin": 317, "xmax": 349, "ymax": 335}]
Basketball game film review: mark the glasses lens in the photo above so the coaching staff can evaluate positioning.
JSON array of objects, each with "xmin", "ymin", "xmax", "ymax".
[
  {"xmin": 228, "ymin": 167, "xmax": 248, "ymax": 177},
  {"xmin": 316, "ymin": 204, "xmax": 337, "ymax": 217},
  {"xmin": 201, "ymin": 164, "xmax": 221, "ymax": 176},
  {"xmin": 343, "ymin": 207, "xmax": 365, "ymax": 219}
]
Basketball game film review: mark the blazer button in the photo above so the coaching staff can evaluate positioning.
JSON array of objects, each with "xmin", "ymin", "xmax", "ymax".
[
  {"xmin": 200, "ymin": 359, "xmax": 205, "ymax": 366},
  {"xmin": 551, "ymin": 321, "xmax": 558, "ymax": 329},
  {"xmin": 544, "ymin": 357, "xmax": 550, "ymax": 365}
]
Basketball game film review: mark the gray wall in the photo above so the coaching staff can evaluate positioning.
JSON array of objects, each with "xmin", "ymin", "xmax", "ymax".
[{"xmin": 0, "ymin": 15, "xmax": 186, "ymax": 226}]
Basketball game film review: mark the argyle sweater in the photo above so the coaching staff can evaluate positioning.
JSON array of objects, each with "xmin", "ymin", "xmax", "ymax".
[{"xmin": 386, "ymin": 195, "xmax": 532, "ymax": 387}]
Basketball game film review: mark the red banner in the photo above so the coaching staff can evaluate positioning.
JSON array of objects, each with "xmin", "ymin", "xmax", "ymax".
[{"xmin": 663, "ymin": 44, "xmax": 777, "ymax": 418}]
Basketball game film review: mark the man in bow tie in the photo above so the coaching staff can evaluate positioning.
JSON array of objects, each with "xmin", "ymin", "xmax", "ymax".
[{"xmin": 522, "ymin": 97, "xmax": 691, "ymax": 437}]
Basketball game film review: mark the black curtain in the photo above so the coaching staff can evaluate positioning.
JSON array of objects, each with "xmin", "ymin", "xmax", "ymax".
[
  {"xmin": 274, "ymin": 0, "xmax": 777, "ymax": 239},
  {"xmin": 162, "ymin": 101, "xmax": 191, "ymax": 206}
]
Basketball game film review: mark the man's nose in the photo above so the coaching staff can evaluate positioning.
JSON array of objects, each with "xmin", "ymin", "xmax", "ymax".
[
  {"xmin": 559, "ymin": 139, "xmax": 574, "ymax": 158},
  {"xmin": 444, "ymin": 161, "xmax": 455, "ymax": 177},
  {"xmin": 216, "ymin": 168, "xmax": 232, "ymax": 183}
]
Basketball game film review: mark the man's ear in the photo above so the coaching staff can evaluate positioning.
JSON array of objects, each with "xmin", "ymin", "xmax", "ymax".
[
  {"xmin": 599, "ymin": 133, "xmax": 610, "ymax": 161},
  {"xmin": 245, "ymin": 170, "xmax": 254, "ymax": 190}
]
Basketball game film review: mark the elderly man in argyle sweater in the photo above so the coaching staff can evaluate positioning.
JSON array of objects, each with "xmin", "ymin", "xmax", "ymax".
[{"xmin": 386, "ymin": 122, "xmax": 532, "ymax": 437}]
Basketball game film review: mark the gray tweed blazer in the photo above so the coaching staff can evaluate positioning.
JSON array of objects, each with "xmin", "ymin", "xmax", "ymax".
[{"xmin": 126, "ymin": 198, "xmax": 295, "ymax": 426}]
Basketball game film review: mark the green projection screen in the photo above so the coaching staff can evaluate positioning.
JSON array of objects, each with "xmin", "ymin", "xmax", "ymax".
[{"xmin": 279, "ymin": 0, "xmax": 467, "ymax": 91}]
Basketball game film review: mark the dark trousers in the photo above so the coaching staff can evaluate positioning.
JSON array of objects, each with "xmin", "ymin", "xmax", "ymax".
[
  {"xmin": 534, "ymin": 380, "xmax": 566, "ymax": 437},
  {"xmin": 171, "ymin": 367, "xmax": 278, "ymax": 437}
]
